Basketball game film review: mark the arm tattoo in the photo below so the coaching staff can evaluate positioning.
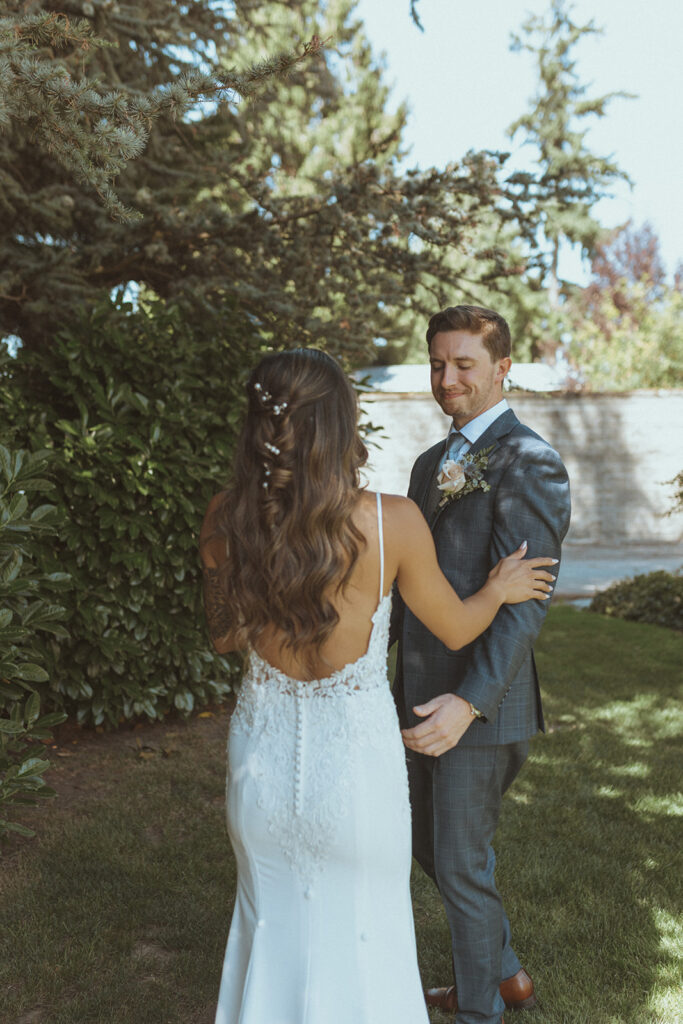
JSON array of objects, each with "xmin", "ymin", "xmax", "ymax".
[{"xmin": 203, "ymin": 566, "xmax": 232, "ymax": 644}]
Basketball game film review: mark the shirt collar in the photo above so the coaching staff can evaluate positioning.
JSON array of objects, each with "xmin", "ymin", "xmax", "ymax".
[{"xmin": 449, "ymin": 398, "xmax": 509, "ymax": 445}]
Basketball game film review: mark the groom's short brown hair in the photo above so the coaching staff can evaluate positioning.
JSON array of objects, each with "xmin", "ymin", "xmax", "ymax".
[{"xmin": 426, "ymin": 305, "xmax": 511, "ymax": 361}]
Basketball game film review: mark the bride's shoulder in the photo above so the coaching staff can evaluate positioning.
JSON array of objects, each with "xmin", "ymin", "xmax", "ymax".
[{"xmin": 365, "ymin": 491, "xmax": 425, "ymax": 529}]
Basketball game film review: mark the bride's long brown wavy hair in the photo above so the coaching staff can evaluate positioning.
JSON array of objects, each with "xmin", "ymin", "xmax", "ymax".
[{"xmin": 213, "ymin": 348, "xmax": 368, "ymax": 659}]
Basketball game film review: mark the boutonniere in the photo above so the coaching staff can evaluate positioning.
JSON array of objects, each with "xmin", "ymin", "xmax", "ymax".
[{"xmin": 437, "ymin": 444, "xmax": 494, "ymax": 509}]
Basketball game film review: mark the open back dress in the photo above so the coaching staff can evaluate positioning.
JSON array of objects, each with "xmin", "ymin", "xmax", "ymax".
[{"xmin": 215, "ymin": 493, "xmax": 429, "ymax": 1024}]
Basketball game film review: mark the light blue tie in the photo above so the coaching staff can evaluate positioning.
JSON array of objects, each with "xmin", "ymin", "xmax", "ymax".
[
  {"xmin": 427, "ymin": 431, "xmax": 468, "ymax": 517},
  {"xmin": 438, "ymin": 430, "xmax": 468, "ymax": 473}
]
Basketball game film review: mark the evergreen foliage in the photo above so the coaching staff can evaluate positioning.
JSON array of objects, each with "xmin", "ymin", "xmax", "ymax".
[
  {"xmin": 5, "ymin": 296, "xmax": 260, "ymax": 726},
  {"xmin": 0, "ymin": 444, "xmax": 67, "ymax": 840},
  {"xmin": 508, "ymin": 0, "xmax": 632, "ymax": 308},
  {"xmin": 590, "ymin": 571, "xmax": 683, "ymax": 633},
  {"xmin": 0, "ymin": 6, "xmax": 321, "ymax": 221},
  {"xmin": 1, "ymin": 0, "xmax": 534, "ymax": 358}
]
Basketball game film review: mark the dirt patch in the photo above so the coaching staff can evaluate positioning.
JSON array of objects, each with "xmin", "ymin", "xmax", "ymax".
[
  {"xmin": 14, "ymin": 1010, "xmax": 49, "ymax": 1024},
  {"xmin": 1, "ymin": 700, "xmax": 235, "ymax": 861},
  {"xmin": 132, "ymin": 940, "xmax": 175, "ymax": 966},
  {"xmin": 47, "ymin": 701, "xmax": 234, "ymax": 802}
]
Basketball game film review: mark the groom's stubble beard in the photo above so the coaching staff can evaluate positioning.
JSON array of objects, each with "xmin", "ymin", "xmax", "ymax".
[{"xmin": 436, "ymin": 371, "xmax": 502, "ymax": 428}]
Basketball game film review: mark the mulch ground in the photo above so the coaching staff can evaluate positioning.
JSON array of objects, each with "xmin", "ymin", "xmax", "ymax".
[{"xmin": 2, "ymin": 700, "xmax": 236, "ymax": 861}]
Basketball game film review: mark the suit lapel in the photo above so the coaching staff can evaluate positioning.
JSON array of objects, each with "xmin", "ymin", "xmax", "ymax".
[
  {"xmin": 416, "ymin": 437, "xmax": 449, "ymax": 516},
  {"xmin": 428, "ymin": 409, "xmax": 520, "ymax": 529}
]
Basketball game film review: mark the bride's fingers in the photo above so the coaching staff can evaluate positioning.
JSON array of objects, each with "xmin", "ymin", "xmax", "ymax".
[
  {"xmin": 526, "ymin": 556, "xmax": 559, "ymax": 567},
  {"xmin": 529, "ymin": 578, "xmax": 553, "ymax": 588}
]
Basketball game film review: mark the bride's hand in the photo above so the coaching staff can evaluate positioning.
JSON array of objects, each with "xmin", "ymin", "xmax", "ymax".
[{"xmin": 487, "ymin": 541, "xmax": 558, "ymax": 604}]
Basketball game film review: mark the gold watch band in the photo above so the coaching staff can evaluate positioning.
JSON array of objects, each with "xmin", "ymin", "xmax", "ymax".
[{"xmin": 468, "ymin": 702, "xmax": 484, "ymax": 719}]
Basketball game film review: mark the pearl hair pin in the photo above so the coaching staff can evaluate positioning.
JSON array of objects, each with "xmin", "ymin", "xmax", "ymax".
[{"xmin": 253, "ymin": 381, "xmax": 288, "ymax": 417}]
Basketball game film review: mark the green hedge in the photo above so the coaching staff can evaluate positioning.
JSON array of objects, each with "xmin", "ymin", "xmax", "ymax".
[
  {"xmin": 589, "ymin": 570, "xmax": 683, "ymax": 633},
  {"xmin": 0, "ymin": 445, "xmax": 68, "ymax": 840},
  {"xmin": 5, "ymin": 297, "xmax": 263, "ymax": 725}
]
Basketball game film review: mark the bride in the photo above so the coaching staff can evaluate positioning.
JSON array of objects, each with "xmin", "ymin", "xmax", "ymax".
[{"xmin": 199, "ymin": 348, "xmax": 555, "ymax": 1024}]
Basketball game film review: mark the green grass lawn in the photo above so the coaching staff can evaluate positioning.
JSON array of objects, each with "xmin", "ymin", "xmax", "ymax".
[{"xmin": 1, "ymin": 607, "xmax": 682, "ymax": 1024}]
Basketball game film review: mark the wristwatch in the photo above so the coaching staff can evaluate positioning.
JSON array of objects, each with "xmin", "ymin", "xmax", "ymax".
[{"xmin": 468, "ymin": 702, "xmax": 485, "ymax": 720}]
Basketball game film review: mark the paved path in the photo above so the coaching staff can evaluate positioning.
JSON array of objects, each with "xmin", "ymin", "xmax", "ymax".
[{"xmin": 555, "ymin": 544, "xmax": 682, "ymax": 601}]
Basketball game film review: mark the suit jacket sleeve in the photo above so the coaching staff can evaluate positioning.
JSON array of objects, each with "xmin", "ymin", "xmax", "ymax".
[{"xmin": 454, "ymin": 442, "xmax": 571, "ymax": 721}]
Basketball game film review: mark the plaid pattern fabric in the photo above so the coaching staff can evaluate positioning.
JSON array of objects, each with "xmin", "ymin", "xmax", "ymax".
[
  {"xmin": 395, "ymin": 408, "xmax": 571, "ymax": 747},
  {"xmin": 393, "ymin": 408, "xmax": 571, "ymax": 1023},
  {"xmin": 408, "ymin": 739, "xmax": 528, "ymax": 1023}
]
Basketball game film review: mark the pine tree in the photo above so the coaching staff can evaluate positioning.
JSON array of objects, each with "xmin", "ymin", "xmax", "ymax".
[
  {"xmin": 1, "ymin": 0, "xmax": 533, "ymax": 360},
  {"xmin": 507, "ymin": 0, "xmax": 632, "ymax": 309}
]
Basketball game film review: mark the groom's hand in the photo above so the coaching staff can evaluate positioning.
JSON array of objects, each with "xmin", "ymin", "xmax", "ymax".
[{"xmin": 401, "ymin": 693, "xmax": 473, "ymax": 757}]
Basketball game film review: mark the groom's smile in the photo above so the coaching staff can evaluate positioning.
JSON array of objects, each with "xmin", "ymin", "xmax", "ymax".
[{"xmin": 429, "ymin": 329, "xmax": 511, "ymax": 428}]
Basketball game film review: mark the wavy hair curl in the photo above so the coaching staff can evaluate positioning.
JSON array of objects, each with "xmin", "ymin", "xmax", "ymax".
[{"xmin": 213, "ymin": 348, "xmax": 368, "ymax": 664}]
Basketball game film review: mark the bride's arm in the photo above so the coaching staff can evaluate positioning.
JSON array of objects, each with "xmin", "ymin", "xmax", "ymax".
[
  {"xmin": 388, "ymin": 496, "xmax": 555, "ymax": 650},
  {"xmin": 199, "ymin": 492, "xmax": 239, "ymax": 654}
]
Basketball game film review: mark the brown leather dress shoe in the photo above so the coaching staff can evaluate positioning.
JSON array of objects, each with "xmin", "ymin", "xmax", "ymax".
[
  {"xmin": 500, "ymin": 968, "xmax": 537, "ymax": 1010},
  {"xmin": 424, "ymin": 985, "xmax": 458, "ymax": 1012},
  {"xmin": 425, "ymin": 967, "xmax": 536, "ymax": 1013}
]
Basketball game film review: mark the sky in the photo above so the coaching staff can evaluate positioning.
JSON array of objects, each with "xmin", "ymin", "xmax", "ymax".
[{"xmin": 353, "ymin": 0, "xmax": 683, "ymax": 285}]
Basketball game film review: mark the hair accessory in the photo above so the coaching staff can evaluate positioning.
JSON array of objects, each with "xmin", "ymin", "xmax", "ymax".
[
  {"xmin": 253, "ymin": 381, "xmax": 288, "ymax": 417},
  {"xmin": 264, "ymin": 442, "xmax": 280, "ymax": 456},
  {"xmin": 253, "ymin": 380, "xmax": 273, "ymax": 404}
]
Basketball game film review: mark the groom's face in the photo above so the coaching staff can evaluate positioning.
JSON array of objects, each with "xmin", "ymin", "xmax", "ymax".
[{"xmin": 429, "ymin": 330, "xmax": 511, "ymax": 427}]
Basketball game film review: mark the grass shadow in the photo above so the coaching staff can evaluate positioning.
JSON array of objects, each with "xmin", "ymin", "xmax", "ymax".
[{"xmin": 411, "ymin": 607, "xmax": 683, "ymax": 1024}]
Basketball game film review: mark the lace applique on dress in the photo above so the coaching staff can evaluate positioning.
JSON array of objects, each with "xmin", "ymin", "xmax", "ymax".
[{"xmin": 230, "ymin": 594, "xmax": 396, "ymax": 885}]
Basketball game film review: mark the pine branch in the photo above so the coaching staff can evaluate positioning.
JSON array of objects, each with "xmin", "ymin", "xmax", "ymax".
[{"xmin": 0, "ymin": 13, "xmax": 324, "ymax": 220}]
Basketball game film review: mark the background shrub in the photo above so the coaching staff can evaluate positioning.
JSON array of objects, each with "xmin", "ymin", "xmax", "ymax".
[
  {"xmin": 5, "ymin": 296, "xmax": 263, "ymax": 726},
  {"xmin": 0, "ymin": 445, "xmax": 68, "ymax": 840},
  {"xmin": 589, "ymin": 570, "xmax": 683, "ymax": 632}
]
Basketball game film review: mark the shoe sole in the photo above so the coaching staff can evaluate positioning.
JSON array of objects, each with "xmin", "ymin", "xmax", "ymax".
[{"xmin": 505, "ymin": 994, "xmax": 538, "ymax": 1011}]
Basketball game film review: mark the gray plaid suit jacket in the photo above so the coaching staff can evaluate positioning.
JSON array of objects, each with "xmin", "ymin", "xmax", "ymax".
[{"xmin": 393, "ymin": 407, "xmax": 571, "ymax": 746}]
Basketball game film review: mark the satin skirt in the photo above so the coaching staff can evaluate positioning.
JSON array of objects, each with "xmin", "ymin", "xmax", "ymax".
[{"xmin": 214, "ymin": 669, "xmax": 429, "ymax": 1024}]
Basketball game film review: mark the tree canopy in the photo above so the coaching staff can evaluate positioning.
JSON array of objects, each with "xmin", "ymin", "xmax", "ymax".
[
  {"xmin": 1, "ymin": 0, "xmax": 535, "ymax": 361},
  {"xmin": 566, "ymin": 221, "xmax": 683, "ymax": 389}
]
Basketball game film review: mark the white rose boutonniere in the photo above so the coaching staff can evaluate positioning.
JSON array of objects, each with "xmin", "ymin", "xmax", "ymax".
[{"xmin": 437, "ymin": 444, "xmax": 494, "ymax": 509}]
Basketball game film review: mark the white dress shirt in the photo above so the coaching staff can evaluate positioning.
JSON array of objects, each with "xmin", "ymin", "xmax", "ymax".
[{"xmin": 448, "ymin": 398, "xmax": 509, "ymax": 456}]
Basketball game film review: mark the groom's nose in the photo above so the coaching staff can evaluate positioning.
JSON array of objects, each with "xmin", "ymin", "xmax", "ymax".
[{"xmin": 442, "ymin": 362, "xmax": 460, "ymax": 386}]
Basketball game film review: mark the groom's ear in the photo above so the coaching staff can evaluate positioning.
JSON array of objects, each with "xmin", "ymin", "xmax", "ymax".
[{"xmin": 495, "ymin": 356, "xmax": 512, "ymax": 385}]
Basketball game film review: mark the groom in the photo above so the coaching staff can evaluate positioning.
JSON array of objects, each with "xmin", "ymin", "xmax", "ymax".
[{"xmin": 392, "ymin": 305, "xmax": 571, "ymax": 1024}]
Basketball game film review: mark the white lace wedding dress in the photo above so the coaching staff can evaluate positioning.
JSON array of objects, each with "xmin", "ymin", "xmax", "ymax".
[{"xmin": 215, "ymin": 494, "xmax": 428, "ymax": 1024}]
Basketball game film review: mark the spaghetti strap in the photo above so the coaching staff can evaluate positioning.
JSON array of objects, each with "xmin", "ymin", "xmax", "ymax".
[{"xmin": 376, "ymin": 491, "xmax": 384, "ymax": 604}]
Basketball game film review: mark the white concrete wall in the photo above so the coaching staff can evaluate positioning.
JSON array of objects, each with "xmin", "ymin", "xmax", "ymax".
[{"xmin": 360, "ymin": 390, "xmax": 683, "ymax": 545}]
